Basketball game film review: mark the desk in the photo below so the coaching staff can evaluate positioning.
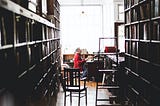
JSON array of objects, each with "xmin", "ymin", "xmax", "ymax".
[
  {"xmin": 92, "ymin": 54, "xmax": 124, "ymax": 82},
  {"xmin": 107, "ymin": 55, "xmax": 124, "ymax": 63},
  {"xmin": 63, "ymin": 54, "xmax": 124, "ymax": 82},
  {"xmin": 87, "ymin": 60, "xmax": 104, "ymax": 81},
  {"xmin": 63, "ymin": 60, "xmax": 104, "ymax": 81},
  {"xmin": 107, "ymin": 55, "xmax": 125, "ymax": 65}
]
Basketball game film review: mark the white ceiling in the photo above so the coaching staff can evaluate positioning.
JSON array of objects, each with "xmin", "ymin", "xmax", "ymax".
[
  {"xmin": 58, "ymin": 0, "xmax": 123, "ymax": 5},
  {"xmin": 58, "ymin": 0, "xmax": 103, "ymax": 5}
]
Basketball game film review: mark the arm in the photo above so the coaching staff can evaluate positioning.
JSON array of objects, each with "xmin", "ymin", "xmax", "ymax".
[{"xmin": 74, "ymin": 53, "xmax": 86, "ymax": 65}]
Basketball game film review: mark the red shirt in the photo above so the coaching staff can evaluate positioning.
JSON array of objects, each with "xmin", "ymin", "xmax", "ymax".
[{"xmin": 73, "ymin": 52, "xmax": 86, "ymax": 72}]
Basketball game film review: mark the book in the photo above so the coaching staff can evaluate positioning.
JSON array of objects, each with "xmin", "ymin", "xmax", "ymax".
[
  {"xmin": 143, "ymin": 23, "xmax": 148, "ymax": 40},
  {"xmin": 152, "ymin": 21, "xmax": 159, "ymax": 40},
  {"xmin": 154, "ymin": 0, "xmax": 160, "ymax": 17},
  {"xmin": 126, "ymin": 11, "xmax": 131, "ymax": 24},
  {"xmin": 136, "ymin": 24, "xmax": 139, "ymax": 39},
  {"xmin": 131, "ymin": 25, "xmax": 137, "ymax": 39},
  {"xmin": 0, "ymin": 16, "xmax": 6, "ymax": 46},
  {"xmin": 131, "ymin": 41, "xmax": 137, "ymax": 56},
  {"xmin": 0, "ymin": 28, "xmax": 1, "ymax": 47},
  {"xmin": 140, "ymin": 3, "xmax": 150, "ymax": 20},
  {"xmin": 132, "ymin": 8, "xmax": 138, "ymax": 22}
]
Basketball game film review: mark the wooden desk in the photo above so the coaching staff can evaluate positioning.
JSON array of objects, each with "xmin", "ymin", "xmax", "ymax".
[
  {"xmin": 107, "ymin": 55, "xmax": 125, "ymax": 64},
  {"xmin": 63, "ymin": 54, "xmax": 74, "ymax": 63},
  {"xmin": 87, "ymin": 60, "xmax": 104, "ymax": 81},
  {"xmin": 86, "ymin": 54, "xmax": 124, "ymax": 81}
]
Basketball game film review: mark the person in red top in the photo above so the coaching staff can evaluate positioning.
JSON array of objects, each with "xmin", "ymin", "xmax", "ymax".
[{"xmin": 73, "ymin": 48, "xmax": 88, "ymax": 78}]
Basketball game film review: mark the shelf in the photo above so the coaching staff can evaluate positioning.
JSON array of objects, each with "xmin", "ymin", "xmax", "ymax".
[
  {"xmin": 130, "ymin": 3, "xmax": 139, "ymax": 9},
  {"xmin": 139, "ymin": 76, "xmax": 151, "ymax": 85},
  {"xmin": 124, "ymin": 0, "xmax": 160, "ymax": 105},
  {"xmin": 15, "ymin": 42, "xmax": 28, "ymax": 47},
  {"xmin": 130, "ymin": 55, "xmax": 138, "ymax": 59},
  {"xmin": 151, "ymin": 16, "xmax": 160, "ymax": 21},
  {"xmin": 130, "ymin": 39, "xmax": 139, "ymax": 41},
  {"xmin": 139, "ymin": 0, "xmax": 147, "ymax": 5},
  {"xmin": 151, "ymin": 40, "xmax": 160, "ymax": 43},
  {"xmin": 0, "ymin": 0, "xmax": 61, "ymax": 105},
  {"xmin": 0, "ymin": 0, "xmax": 55, "ymax": 28},
  {"xmin": 0, "ymin": 44, "xmax": 13, "ymax": 50},
  {"xmin": 139, "ymin": 40, "xmax": 150, "ymax": 42},
  {"xmin": 99, "ymin": 52, "xmax": 118, "ymax": 55},
  {"xmin": 99, "ymin": 37, "xmax": 117, "ymax": 39},
  {"xmin": 139, "ymin": 19, "xmax": 150, "ymax": 23},
  {"xmin": 130, "ymin": 21, "xmax": 139, "ymax": 25},
  {"xmin": 125, "ymin": 67, "xmax": 138, "ymax": 77}
]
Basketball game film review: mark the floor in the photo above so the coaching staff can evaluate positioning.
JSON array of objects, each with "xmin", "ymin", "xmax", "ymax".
[
  {"xmin": 56, "ymin": 80, "xmax": 112, "ymax": 106},
  {"xmin": 0, "ymin": 80, "xmax": 118, "ymax": 106}
]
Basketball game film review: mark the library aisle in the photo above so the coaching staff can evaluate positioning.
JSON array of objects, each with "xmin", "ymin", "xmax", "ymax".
[{"xmin": 56, "ymin": 81, "xmax": 112, "ymax": 106}]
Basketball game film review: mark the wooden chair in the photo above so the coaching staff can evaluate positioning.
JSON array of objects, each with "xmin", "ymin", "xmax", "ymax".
[{"xmin": 63, "ymin": 67, "xmax": 87, "ymax": 106}]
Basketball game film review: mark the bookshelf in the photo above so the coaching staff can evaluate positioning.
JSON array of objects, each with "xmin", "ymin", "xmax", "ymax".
[
  {"xmin": 0, "ymin": 0, "xmax": 61, "ymax": 106},
  {"xmin": 124, "ymin": 0, "xmax": 160, "ymax": 105}
]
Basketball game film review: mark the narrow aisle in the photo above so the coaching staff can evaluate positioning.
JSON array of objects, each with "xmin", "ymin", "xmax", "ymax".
[{"xmin": 56, "ymin": 81, "xmax": 112, "ymax": 106}]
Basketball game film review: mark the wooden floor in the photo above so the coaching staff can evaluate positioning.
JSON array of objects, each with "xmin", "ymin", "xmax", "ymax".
[
  {"xmin": 56, "ymin": 81, "xmax": 112, "ymax": 106},
  {"xmin": 0, "ymin": 80, "xmax": 118, "ymax": 106}
]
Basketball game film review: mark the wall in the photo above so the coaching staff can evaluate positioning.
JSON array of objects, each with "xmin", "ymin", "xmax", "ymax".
[{"xmin": 59, "ymin": 0, "xmax": 115, "ymax": 54}]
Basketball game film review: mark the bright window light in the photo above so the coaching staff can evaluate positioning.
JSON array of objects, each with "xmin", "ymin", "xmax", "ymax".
[{"xmin": 60, "ymin": 6, "xmax": 103, "ymax": 54}]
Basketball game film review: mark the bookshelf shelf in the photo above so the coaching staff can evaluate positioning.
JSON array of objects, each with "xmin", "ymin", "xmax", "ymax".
[
  {"xmin": 124, "ymin": 0, "xmax": 160, "ymax": 105},
  {"xmin": 0, "ymin": 0, "xmax": 55, "ymax": 28}
]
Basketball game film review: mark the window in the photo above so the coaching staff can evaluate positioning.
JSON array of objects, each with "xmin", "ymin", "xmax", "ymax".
[
  {"xmin": 118, "ymin": 4, "xmax": 124, "ymax": 21},
  {"xmin": 60, "ymin": 6, "xmax": 103, "ymax": 54}
]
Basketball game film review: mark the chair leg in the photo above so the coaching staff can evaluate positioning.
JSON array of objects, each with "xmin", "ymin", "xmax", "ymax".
[
  {"xmin": 95, "ymin": 81, "xmax": 98, "ymax": 105},
  {"xmin": 102, "ymin": 73, "xmax": 106, "ymax": 85},
  {"xmin": 78, "ymin": 92, "xmax": 80, "ymax": 106},
  {"xmin": 85, "ymin": 89, "xmax": 87, "ymax": 105},
  {"xmin": 64, "ymin": 92, "xmax": 66, "ymax": 106},
  {"xmin": 70, "ymin": 92, "xmax": 72, "ymax": 105}
]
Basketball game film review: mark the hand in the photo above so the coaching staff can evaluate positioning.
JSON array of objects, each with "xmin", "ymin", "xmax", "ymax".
[{"xmin": 85, "ymin": 57, "xmax": 89, "ymax": 61}]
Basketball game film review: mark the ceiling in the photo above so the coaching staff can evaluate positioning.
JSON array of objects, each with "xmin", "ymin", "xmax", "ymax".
[
  {"xmin": 58, "ymin": 0, "xmax": 103, "ymax": 5},
  {"xmin": 58, "ymin": 0, "xmax": 123, "ymax": 6}
]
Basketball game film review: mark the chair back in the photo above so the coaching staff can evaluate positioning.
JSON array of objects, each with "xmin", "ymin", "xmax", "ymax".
[{"xmin": 64, "ymin": 68, "xmax": 81, "ymax": 89}]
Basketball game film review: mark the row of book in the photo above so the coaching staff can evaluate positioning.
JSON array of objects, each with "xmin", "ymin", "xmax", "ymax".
[
  {"xmin": 124, "ymin": 0, "xmax": 160, "ymax": 105},
  {"xmin": 125, "ymin": 54, "xmax": 160, "ymax": 104},
  {"xmin": 16, "ymin": 56, "xmax": 60, "ymax": 98},
  {"xmin": 11, "ymin": 0, "xmax": 60, "ymax": 28},
  {"xmin": 0, "ymin": 0, "xmax": 61, "ymax": 105},
  {"xmin": 124, "ymin": 0, "xmax": 139, "ymax": 9},
  {"xmin": 125, "ymin": 21, "xmax": 160, "ymax": 41},
  {"xmin": 131, "ymin": 8, "xmax": 138, "ymax": 22},
  {"xmin": 125, "ymin": 55, "xmax": 160, "ymax": 88},
  {"xmin": 152, "ymin": 0, "xmax": 160, "ymax": 17},
  {"xmin": 11, "ymin": 0, "xmax": 59, "ymax": 17},
  {"xmin": 125, "ymin": 0, "xmax": 160, "ymax": 22},
  {"xmin": 0, "ymin": 9, "xmax": 59, "ymax": 46},
  {"xmin": 125, "ymin": 41, "xmax": 160, "ymax": 65},
  {"xmin": 0, "ymin": 42, "xmax": 60, "ymax": 77},
  {"xmin": 125, "ymin": 11, "xmax": 131, "ymax": 24}
]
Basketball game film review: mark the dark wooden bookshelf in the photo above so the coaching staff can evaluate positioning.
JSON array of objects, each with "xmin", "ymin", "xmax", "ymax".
[
  {"xmin": 124, "ymin": 0, "xmax": 160, "ymax": 105},
  {"xmin": 0, "ymin": 0, "xmax": 61, "ymax": 106}
]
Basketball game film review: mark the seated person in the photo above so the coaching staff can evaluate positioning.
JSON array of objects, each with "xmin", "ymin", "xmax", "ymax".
[{"xmin": 73, "ymin": 48, "xmax": 89, "ymax": 78}]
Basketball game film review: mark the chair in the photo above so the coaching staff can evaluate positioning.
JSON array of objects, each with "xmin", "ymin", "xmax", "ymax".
[
  {"xmin": 95, "ymin": 37, "xmax": 122, "ymax": 106},
  {"xmin": 63, "ymin": 67, "xmax": 87, "ymax": 106}
]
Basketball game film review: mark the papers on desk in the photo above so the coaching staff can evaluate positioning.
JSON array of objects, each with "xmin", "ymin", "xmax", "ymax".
[
  {"xmin": 107, "ymin": 55, "xmax": 124, "ymax": 63},
  {"xmin": 86, "ymin": 55, "xmax": 94, "ymax": 62}
]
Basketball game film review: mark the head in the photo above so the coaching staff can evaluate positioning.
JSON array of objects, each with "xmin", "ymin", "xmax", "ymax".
[{"xmin": 75, "ymin": 47, "xmax": 81, "ymax": 53}]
